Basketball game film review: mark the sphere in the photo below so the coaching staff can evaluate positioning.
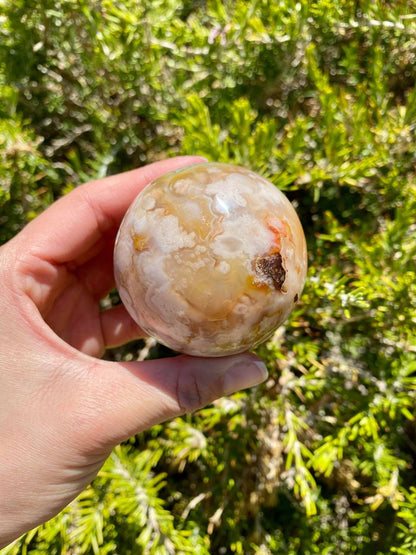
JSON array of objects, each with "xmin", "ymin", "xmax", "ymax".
[{"xmin": 114, "ymin": 163, "xmax": 307, "ymax": 357}]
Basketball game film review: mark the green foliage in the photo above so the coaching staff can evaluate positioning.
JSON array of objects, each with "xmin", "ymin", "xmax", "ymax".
[
  {"xmin": 2, "ymin": 446, "xmax": 206, "ymax": 554},
  {"xmin": 0, "ymin": 95, "xmax": 57, "ymax": 242},
  {"xmin": 1, "ymin": 0, "xmax": 416, "ymax": 553}
]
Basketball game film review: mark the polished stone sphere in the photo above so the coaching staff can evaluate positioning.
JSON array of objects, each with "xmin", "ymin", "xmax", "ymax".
[{"xmin": 114, "ymin": 163, "xmax": 307, "ymax": 357}]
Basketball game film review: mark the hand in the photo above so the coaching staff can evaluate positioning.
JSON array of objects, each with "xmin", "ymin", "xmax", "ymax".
[{"xmin": 0, "ymin": 156, "xmax": 267, "ymax": 547}]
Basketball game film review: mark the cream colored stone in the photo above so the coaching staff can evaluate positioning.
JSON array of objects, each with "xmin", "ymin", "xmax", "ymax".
[{"xmin": 114, "ymin": 162, "xmax": 307, "ymax": 357}]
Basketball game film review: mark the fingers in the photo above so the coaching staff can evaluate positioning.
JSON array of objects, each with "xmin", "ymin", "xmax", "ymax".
[
  {"xmin": 74, "ymin": 353, "xmax": 268, "ymax": 454},
  {"xmin": 19, "ymin": 156, "xmax": 207, "ymax": 265},
  {"xmin": 100, "ymin": 304, "xmax": 146, "ymax": 349},
  {"xmin": 70, "ymin": 237, "xmax": 116, "ymax": 301}
]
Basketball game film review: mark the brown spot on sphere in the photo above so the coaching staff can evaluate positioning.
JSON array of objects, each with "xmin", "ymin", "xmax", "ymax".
[{"xmin": 255, "ymin": 252, "xmax": 287, "ymax": 292}]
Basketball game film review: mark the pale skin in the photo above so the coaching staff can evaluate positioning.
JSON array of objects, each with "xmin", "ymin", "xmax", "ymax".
[{"xmin": 0, "ymin": 156, "xmax": 268, "ymax": 548}]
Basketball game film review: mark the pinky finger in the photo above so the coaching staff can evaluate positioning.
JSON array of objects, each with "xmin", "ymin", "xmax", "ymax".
[{"xmin": 100, "ymin": 304, "xmax": 146, "ymax": 349}]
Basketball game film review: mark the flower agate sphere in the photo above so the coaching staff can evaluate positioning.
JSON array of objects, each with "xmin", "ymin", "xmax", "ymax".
[{"xmin": 114, "ymin": 163, "xmax": 307, "ymax": 357}]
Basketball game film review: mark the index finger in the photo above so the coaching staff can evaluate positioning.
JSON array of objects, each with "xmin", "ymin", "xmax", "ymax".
[{"xmin": 20, "ymin": 156, "xmax": 206, "ymax": 265}]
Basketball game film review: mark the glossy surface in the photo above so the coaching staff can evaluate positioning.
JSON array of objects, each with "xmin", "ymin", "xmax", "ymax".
[{"xmin": 114, "ymin": 163, "xmax": 307, "ymax": 356}]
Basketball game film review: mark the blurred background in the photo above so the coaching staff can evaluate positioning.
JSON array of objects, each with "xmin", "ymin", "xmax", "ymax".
[{"xmin": 1, "ymin": 1, "xmax": 416, "ymax": 553}]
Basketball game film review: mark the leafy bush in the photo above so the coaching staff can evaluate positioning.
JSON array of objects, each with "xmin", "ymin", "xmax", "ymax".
[{"xmin": 1, "ymin": 0, "xmax": 415, "ymax": 553}]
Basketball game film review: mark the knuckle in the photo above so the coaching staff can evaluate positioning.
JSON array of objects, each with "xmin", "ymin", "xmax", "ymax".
[{"xmin": 176, "ymin": 368, "xmax": 203, "ymax": 414}]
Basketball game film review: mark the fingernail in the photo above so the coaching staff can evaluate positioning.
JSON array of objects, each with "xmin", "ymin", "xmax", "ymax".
[{"xmin": 223, "ymin": 358, "xmax": 268, "ymax": 396}]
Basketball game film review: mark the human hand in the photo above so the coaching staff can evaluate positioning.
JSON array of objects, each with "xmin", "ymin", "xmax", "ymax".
[{"xmin": 0, "ymin": 156, "xmax": 268, "ymax": 548}]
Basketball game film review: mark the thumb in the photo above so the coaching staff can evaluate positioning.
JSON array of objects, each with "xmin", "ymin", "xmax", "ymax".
[{"xmin": 77, "ymin": 352, "xmax": 268, "ymax": 453}]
